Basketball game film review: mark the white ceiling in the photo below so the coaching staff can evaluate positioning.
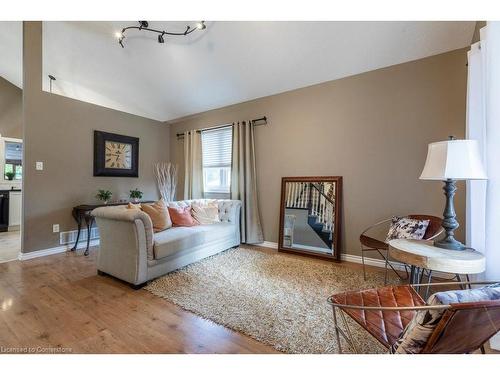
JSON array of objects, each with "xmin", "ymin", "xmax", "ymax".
[
  {"xmin": 0, "ymin": 21, "xmax": 22, "ymax": 88},
  {"xmin": 1, "ymin": 21, "xmax": 476, "ymax": 122}
]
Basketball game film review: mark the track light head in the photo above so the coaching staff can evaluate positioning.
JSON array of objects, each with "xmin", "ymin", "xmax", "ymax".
[
  {"xmin": 196, "ymin": 21, "xmax": 206, "ymax": 30},
  {"xmin": 118, "ymin": 36, "xmax": 125, "ymax": 48},
  {"xmin": 139, "ymin": 21, "xmax": 149, "ymax": 28},
  {"xmin": 158, "ymin": 33, "xmax": 165, "ymax": 43}
]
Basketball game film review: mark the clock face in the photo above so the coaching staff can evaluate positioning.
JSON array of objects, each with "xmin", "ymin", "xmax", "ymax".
[{"xmin": 105, "ymin": 141, "xmax": 132, "ymax": 169}]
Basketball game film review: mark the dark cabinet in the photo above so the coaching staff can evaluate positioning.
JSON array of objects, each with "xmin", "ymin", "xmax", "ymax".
[{"xmin": 0, "ymin": 191, "xmax": 9, "ymax": 232}]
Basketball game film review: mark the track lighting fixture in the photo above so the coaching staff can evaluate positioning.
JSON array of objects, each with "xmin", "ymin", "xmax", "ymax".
[{"xmin": 115, "ymin": 21, "xmax": 206, "ymax": 48}]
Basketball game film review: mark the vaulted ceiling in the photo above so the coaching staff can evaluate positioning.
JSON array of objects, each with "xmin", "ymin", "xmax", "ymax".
[
  {"xmin": 0, "ymin": 21, "xmax": 22, "ymax": 88},
  {"xmin": 1, "ymin": 21, "xmax": 476, "ymax": 122}
]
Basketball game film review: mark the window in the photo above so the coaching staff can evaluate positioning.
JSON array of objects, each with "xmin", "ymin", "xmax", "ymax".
[
  {"xmin": 4, "ymin": 141, "xmax": 22, "ymax": 180},
  {"xmin": 201, "ymin": 126, "xmax": 232, "ymax": 194}
]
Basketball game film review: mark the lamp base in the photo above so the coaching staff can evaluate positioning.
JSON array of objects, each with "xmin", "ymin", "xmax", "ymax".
[
  {"xmin": 433, "ymin": 237, "xmax": 466, "ymax": 251},
  {"xmin": 433, "ymin": 179, "xmax": 466, "ymax": 251}
]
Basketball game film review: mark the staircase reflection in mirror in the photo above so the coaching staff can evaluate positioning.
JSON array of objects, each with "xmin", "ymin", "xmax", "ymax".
[{"xmin": 279, "ymin": 176, "xmax": 342, "ymax": 261}]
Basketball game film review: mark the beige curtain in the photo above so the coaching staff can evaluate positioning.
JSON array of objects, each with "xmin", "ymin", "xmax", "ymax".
[
  {"xmin": 231, "ymin": 121, "xmax": 264, "ymax": 244},
  {"xmin": 183, "ymin": 130, "xmax": 203, "ymax": 200}
]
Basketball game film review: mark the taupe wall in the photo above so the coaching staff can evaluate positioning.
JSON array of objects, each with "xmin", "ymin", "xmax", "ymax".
[
  {"xmin": 23, "ymin": 22, "xmax": 170, "ymax": 253},
  {"xmin": 0, "ymin": 76, "xmax": 22, "ymax": 139},
  {"xmin": 472, "ymin": 21, "xmax": 486, "ymax": 43},
  {"xmin": 169, "ymin": 48, "xmax": 468, "ymax": 257}
]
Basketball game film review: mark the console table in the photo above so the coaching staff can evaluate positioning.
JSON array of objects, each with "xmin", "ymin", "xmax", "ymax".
[
  {"xmin": 71, "ymin": 201, "xmax": 153, "ymax": 256},
  {"xmin": 388, "ymin": 239, "xmax": 486, "ymax": 285}
]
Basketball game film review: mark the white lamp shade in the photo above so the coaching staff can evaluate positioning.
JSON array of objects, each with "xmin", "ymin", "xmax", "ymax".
[{"xmin": 420, "ymin": 139, "xmax": 487, "ymax": 180}]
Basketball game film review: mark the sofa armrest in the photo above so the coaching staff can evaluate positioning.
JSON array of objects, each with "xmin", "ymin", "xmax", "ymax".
[
  {"xmin": 218, "ymin": 199, "xmax": 242, "ymax": 225},
  {"xmin": 92, "ymin": 206, "xmax": 151, "ymax": 225},
  {"xmin": 91, "ymin": 206, "xmax": 154, "ymax": 286},
  {"xmin": 92, "ymin": 206, "xmax": 154, "ymax": 254}
]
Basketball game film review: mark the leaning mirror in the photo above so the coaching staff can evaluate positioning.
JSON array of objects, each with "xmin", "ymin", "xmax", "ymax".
[{"xmin": 279, "ymin": 176, "xmax": 342, "ymax": 261}]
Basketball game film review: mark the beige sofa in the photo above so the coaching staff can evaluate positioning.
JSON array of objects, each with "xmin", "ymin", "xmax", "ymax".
[{"xmin": 92, "ymin": 199, "xmax": 241, "ymax": 288}]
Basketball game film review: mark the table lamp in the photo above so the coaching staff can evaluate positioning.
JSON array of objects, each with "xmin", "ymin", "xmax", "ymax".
[{"xmin": 420, "ymin": 136, "xmax": 487, "ymax": 250}]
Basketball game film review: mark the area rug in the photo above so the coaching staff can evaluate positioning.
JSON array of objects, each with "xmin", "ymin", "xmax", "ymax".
[{"xmin": 146, "ymin": 247, "xmax": 398, "ymax": 354}]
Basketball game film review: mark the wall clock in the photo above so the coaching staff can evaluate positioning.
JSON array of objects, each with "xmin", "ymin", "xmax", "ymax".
[{"xmin": 94, "ymin": 130, "xmax": 139, "ymax": 177}]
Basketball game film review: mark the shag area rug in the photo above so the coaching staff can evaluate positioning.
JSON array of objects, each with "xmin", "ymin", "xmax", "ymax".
[{"xmin": 146, "ymin": 247, "xmax": 397, "ymax": 354}]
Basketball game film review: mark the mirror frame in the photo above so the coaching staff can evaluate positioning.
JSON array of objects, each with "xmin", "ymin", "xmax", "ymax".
[{"xmin": 278, "ymin": 176, "xmax": 342, "ymax": 262}]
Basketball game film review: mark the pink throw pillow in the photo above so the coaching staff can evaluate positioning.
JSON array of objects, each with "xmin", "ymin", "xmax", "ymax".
[{"xmin": 168, "ymin": 206, "xmax": 198, "ymax": 227}]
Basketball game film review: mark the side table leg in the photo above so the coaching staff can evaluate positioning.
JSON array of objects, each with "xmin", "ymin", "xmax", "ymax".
[
  {"xmin": 84, "ymin": 217, "xmax": 94, "ymax": 256},
  {"xmin": 70, "ymin": 215, "xmax": 82, "ymax": 251}
]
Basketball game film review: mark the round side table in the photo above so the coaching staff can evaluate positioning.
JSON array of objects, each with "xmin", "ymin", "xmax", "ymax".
[{"xmin": 388, "ymin": 239, "xmax": 485, "ymax": 285}]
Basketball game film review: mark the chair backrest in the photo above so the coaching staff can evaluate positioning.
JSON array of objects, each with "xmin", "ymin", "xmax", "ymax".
[
  {"xmin": 407, "ymin": 215, "xmax": 443, "ymax": 240},
  {"xmin": 422, "ymin": 300, "xmax": 500, "ymax": 354}
]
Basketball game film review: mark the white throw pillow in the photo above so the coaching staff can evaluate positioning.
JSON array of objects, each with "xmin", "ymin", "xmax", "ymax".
[{"xmin": 191, "ymin": 203, "xmax": 220, "ymax": 225}]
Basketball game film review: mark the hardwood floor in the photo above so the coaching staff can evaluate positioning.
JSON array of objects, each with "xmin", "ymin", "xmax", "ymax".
[
  {"xmin": 1, "ymin": 246, "xmax": 497, "ymax": 354},
  {"xmin": 0, "ymin": 231, "xmax": 21, "ymax": 263},
  {"xmin": 0, "ymin": 247, "xmax": 277, "ymax": 353}
]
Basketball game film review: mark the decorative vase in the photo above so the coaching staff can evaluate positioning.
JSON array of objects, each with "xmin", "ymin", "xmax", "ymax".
[
  {"xmin": 132, "ymin": 198, "xmax": 139, "ymax": 203},
  {"xmin": 103, "ymin": 200, "xmax": 108, "ymax": 205}
]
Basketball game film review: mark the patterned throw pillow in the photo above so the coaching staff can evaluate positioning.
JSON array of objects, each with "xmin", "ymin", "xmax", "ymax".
[
  {"xmin": 385, "ymin": 216, "xmax": 430, "ymax": 243},
  {"xmin": 391, "ymin": 283, "xmax": 500, "ymax": 354}
]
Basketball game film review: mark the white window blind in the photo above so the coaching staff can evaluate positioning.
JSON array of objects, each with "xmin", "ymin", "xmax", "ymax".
[
  {"xmin": 202, "ymin": 126, "xmax": 232, "ymax": 168},
  {"xmin": 201, "ymin": 126, "xmax": 232, "ymax": 193}
]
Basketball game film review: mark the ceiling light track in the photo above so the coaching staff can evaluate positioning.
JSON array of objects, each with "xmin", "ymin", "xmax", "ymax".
[{"xmin": 116, "ymin": 21, "xmax": 206, "ymax": 48}]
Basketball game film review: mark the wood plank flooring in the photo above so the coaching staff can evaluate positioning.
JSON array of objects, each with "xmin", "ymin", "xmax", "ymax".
[
  {"xmin": 0, "ymin": 231, "xmax": 21, "ymax": 263},
  {"xmin": 1, "ymin": 246, "xmax": 497, "ymax": 354},
  {"xmin": 0, "ymin": 247, "xmax": 278, "ymax": 353}
]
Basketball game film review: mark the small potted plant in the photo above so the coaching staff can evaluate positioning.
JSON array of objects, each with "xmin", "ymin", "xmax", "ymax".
[
  {"xmin": 95, "ymin": 189, "xmax": 112, "ymax": 204},
  {"xmin": 5, "ymin": 171, "xmax": 15, "ymax": 181},
  {"xmin": 129, "ymin": 188, "xmax": 143, "ymax": 203}
]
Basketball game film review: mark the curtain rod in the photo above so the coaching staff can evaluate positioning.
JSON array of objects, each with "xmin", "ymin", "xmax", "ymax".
[{"xmin": 176, "ymin": 116, "xmax": 267, "ymax": 138}]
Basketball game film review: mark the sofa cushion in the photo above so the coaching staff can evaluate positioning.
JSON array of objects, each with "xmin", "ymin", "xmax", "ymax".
[
  {"xmin": 168, "ymin": 206, "xmax": 198, "ymax": 227},
  {"xmin": 153, "ymin": 223, "xmax": 236, "ymax": 259},
  {"xmin": 192, "ymin": 202, "xmax": 220, "ymax": 224},
  {"xmin": 141, "ymin": 199, "xmax": 172, "ymax": 232}
]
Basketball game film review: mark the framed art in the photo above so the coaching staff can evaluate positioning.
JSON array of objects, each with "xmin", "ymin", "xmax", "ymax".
[{"xmin": 93, "ymin": 130, "xmax": 139, "ymax": 177}]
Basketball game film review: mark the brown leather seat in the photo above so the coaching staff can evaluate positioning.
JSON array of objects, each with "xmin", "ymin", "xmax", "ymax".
[
  {"xmin": 330, "ymin": 285, "xmax": 425, "ymax": 347},
  {"xmin": 359, "ymin": 234, "xmax": 388, "ymax": 251},
  {"xmin": 359, "ymin": 215, "xmax": 443, "ymax": 282}
]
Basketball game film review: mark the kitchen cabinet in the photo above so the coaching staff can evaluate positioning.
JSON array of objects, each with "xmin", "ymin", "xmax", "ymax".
[{"xmin": 9, "ymin": 191, "xmax": 21, "ymax": 228}]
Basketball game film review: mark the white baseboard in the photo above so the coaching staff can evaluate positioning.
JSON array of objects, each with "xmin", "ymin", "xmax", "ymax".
[
  {"xmin": 18, "ymin": 239, "xmax": 100, "ymax": 261},
  {"xmin": 258, "ymin": 241, "xmax": 395, "ymax": 268},
  {"xmin": 260, "ymin": 241, "xmax": 278, "ymax": 249},
  {"xmin": 257, "ymin": 241, "xmax": 453, "ymax": 278}
]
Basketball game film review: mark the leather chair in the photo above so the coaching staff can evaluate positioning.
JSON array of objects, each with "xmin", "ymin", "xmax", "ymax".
[
  {"xmin": 327, "ymin": 281, "xmax": 500, "ymax": 354},
  {"xmin": 359, "ymin": 215, "xmax": 443, "ymax": 282}
]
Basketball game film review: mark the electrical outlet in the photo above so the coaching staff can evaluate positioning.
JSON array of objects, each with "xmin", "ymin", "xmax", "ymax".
[
  {"xmin": 36, "ymin": 161, "xmax": 44, "ymax": 170},
  {"xmin": 53, "ymin": 224, "xmax": 60, "ymax": 233}
]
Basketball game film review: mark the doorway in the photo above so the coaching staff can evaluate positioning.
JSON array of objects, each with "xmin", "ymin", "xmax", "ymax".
[{"xmin": 0, "ymin": 21, "xmax": 23, "ymax": 263}]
